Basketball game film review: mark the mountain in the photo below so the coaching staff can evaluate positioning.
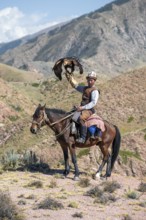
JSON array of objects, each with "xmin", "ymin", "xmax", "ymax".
[{"xmin": 0, "ymin": 0, "xmax": 146, "ymax": 77}]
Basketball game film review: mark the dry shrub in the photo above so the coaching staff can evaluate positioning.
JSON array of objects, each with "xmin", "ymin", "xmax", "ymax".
[
  {"xmin": 94, "ymin": 193, "xmax": 117, "ymax": 205},
  {"xmin": 49, "ymin": 178, "xmax": 57, "ymax": 188},
  {"xmin": 85, "ymin": 186, "xmax": 103, "ymax": 198},
  {"xmin": 72, "ymin": 212, "xmax": 83, "ymax": 218},
  {"xmin": 139, "ymin": 200, "xmax": 146, "ymax": 207},
  {"xmin": 102, "ymin": 180, "xmax": 121, "ymax": 193},
  {"xmin": 122, "ymin": 214, "xmax": 133, "ymax": 220},
  {"xmin": 36, "ymin": 197, "xmax": 64, "ymax": 210},
  {"xmin": 26, "ymin": 180, "xmax": 43, "ymax": 188},
  {"xmin": 78, "ymin": 177, "xmax": 90, "ymax": 188},
  {"xmin": 138, "ymin": 182, "xmax": 146, "ymax": 192},
  {"xmin": 0, "ymin": 190, "xmax": 24, "ymax": 220}
]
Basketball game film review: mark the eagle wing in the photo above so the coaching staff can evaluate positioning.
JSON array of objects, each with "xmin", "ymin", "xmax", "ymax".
[
  {"xmin": 72, "ymin": 57, "xmax": 83, "ymax": 74},
  {"xmin": 52, "ymin": 58, "xmax": 64, "ymax": 80}
]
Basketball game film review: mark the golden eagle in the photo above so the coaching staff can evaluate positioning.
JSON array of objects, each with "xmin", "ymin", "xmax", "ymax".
[{"xmin": 52, "ymin": 57, "xmax": 83, "ymax": 80}]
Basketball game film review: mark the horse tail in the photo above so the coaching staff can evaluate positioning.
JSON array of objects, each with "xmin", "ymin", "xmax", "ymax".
[{"xmin": 111, "ymin": 125, "xmax": 121, "ymax": 170}]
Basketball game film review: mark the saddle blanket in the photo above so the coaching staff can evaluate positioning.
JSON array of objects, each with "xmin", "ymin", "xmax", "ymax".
[{"xmin": 85, "ymin": 114, "xmax": 105, "ymax": 132}]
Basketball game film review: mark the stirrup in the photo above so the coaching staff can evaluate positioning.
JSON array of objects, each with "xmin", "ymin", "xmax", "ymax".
[
  {"xmin": 97, "ymin": 136, "xmax": 102, "ymax": 142},
  {"xmin": 76, "ymin": 137, "xmax": 86, "ymax": 144}
]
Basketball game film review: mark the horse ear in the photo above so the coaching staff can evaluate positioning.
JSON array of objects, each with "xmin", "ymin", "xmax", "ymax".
[{"xmin": 43, "ymin": 104, "xmax": 46, "ymax": 109}]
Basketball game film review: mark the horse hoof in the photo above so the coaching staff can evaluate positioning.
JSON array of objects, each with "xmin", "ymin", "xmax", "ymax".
[
  {"xmin": 94, "ymin": 172, "xmax": 101, "ymax": 180},
  {"xmin": 73, "ymin": 176, "xmax": 80, "ymax": 181}
]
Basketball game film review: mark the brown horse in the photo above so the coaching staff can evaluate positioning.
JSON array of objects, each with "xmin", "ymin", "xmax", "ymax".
[
  {"xmin": 52, "ymin": 57, "xmax": 83, "ymax": 80},
  {"xmin": 30, "ymin": 104, "xmax": 121, "ymax": 180}
]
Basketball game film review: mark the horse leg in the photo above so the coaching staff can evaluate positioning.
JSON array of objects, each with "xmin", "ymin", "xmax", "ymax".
[
  {"xmin": 95, "ymin": 160, "xmax": 106, "ymax": 179},
  {"xmin": 105, "ymin": 154, "xmax": 112, "ymax": 178},
  {"xmin": 61, "ymin": 146, "xmax": 70, "ymax": 177},
  {"xmin": 69, "ymin": 145, "xmax": 80, "ymax": 181},
  {"xmin": 95, "ymin": 143, "xmax": 110, "ymax": 179}
]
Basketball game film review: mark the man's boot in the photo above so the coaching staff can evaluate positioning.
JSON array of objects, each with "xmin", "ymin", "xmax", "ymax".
[{"xmin": 76, "ymin": 125, "xmax": 87, "ymax": 144}]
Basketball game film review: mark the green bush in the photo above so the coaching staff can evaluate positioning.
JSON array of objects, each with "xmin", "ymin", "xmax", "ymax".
[
  {"xmin": 127, "ymin": 116, "xmax": 134, "ymax": 123},
  {"xmin": 31, "ymin": 82, "xmax": 40, "ymax": 87}
]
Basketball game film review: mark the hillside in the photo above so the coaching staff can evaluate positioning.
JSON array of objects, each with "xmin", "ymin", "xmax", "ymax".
[
  {"xmin": 0, "ymin": 63, "xmax": 146, "ymax": 220},
  {"xmin": 0, "ymin": 0, "xmax": 146, "ymax": 77},
  {"xmin": 0, "ymin": 63, "xmax": 146, "ymax": 174}
]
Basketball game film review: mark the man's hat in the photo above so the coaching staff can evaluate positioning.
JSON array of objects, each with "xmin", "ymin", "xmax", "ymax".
[{"xmin": 86, "ymin": 71, "xmax": 97, "ymax": 80}]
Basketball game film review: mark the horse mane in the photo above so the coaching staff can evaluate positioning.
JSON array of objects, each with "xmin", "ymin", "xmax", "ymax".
[{"xmin": 47, "ymin": 108, "xmax": 67, "ymax": 115}]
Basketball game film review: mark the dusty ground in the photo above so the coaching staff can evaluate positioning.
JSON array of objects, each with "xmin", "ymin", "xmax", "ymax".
[{"xmin": 0, "ymin": 170, "xmax": 146, "ymax": 220}]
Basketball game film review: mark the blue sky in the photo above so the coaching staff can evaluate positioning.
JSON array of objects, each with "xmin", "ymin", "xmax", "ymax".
[{"xmin": 0, "ymin": 0, "xmax": 114, "ymax": 43}]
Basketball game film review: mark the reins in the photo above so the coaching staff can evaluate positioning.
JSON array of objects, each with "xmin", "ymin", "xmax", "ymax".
[
  {"xmin": 44, "ymin": 111, "xmax": 74, "ymax": 138},
  {"xmin": 45, "ymin": 112, "xmax": 74, "ymax": 127}
]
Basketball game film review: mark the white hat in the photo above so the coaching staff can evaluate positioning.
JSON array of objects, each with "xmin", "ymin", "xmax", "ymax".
[{"xmin": 86, "ymin": 71, "xmax": 97, "ymax": 80}]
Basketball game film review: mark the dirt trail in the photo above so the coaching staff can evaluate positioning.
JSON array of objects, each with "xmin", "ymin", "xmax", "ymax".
[{"xmin": 0, "ymin": 170, "xmax": 146, "ymax": 220}]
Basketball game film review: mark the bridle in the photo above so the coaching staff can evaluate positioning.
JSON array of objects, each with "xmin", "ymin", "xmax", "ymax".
[{"xmin": 32, "ymin": 110, "xmax": 74, "ymax": 137}]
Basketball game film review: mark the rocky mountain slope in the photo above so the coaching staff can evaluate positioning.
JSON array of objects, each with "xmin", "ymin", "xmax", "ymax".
[{"xmin": 0, "ymin": 0, "xmax": 146, "ymax": 77}]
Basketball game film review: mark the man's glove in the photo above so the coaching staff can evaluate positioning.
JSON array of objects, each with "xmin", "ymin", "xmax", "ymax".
[{"xmin": 65, "ymin": 72, "xmax": 78, "ymax": 88}]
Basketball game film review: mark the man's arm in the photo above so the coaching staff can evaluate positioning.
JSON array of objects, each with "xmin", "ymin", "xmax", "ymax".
[{"xmin": 65, "ymin": 73, "xmax": 78, "ymax": 88}]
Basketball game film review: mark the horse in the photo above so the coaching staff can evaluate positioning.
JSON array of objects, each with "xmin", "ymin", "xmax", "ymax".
[
  {"xmin": 52, "ymin": 57, "xmax": 83, "ymax": 80},
  {"xmin": 30, "ymin": 104, "xmax": 121, "ymax": 180}
]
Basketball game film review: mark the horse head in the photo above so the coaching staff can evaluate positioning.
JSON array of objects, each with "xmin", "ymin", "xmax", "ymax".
[{"xmin": 30, "ymin": 104, "xmax": 46, "ymax": 134}]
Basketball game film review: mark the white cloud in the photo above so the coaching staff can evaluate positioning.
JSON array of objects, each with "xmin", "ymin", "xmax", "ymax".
[{"xmin": 0, "ymin": 7, "xmax": 64, "ymax": 43}]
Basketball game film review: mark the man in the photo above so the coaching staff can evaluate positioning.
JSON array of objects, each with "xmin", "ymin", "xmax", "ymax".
[{"xmin": 65, "ymin": 71, "xmax": 100, "ymax": 143}]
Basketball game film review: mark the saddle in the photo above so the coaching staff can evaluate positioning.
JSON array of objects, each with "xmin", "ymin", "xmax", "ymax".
[{"xmin": 71, "ymin": 112, "xmax": 105, "ymax": 140}]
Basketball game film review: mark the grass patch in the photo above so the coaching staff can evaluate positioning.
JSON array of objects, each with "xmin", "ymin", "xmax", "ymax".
[
  {"xmin": 8, "ymin": 115, "xmax": 19, "ymax": 121},
  {"xmin": 49, "ymin": 178, "xmax": 57, "ymax": 188},
  {"xmin": 31, "ymin": 82, "xmax": 40, "ymax": 87},
  {"xmin": 26, "ymin": 180, "xmax": 43, "ymax": 188},
  {"xmin": 127, "ymin": 116, "xmax": 134, "ymax": 123},
  {"xmin": 36, "ymin": 197, "xmax": 64, "ymax": 210},
  {"xmin": 77, "ymin": 148, "xmax": 90, "ymax": 158},
  {"xmin": 119, "ymin": 149, "xmax": 141, "ymax": 164},
  {"xmin": 10, "ymin": 105, "xmax": 23, "ymax": 112},
  {"xmin": 68, "ymin": 201, "xmax": 78, "ymax": 208},
  {"xmin": 125, "ymin": 188, "xmax": 138, "ymax": 199}
]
